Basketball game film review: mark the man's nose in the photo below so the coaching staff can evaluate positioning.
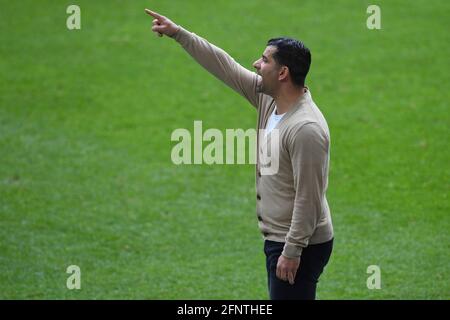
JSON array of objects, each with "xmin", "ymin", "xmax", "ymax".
[{"xmin": 253, "ymin": 61, "xmax": 260, "ymax": 69}]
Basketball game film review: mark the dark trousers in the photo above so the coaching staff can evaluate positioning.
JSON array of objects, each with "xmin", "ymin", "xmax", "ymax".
[{"xmin": 264, "ymin": 238, "xmax": 333, "ymax": 300}]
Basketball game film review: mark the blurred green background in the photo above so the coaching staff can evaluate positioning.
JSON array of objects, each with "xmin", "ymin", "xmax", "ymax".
[{"xmin": 0, "ymin": 0, "xmax": 448, "ymax": 299}]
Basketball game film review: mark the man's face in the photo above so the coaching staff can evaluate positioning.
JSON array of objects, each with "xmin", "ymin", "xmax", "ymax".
[{"xmin": 253, "ymin": 46, "xmax": 281, "ymax": 96}]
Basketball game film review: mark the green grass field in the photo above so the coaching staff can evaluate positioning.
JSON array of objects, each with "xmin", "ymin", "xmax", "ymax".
[{"xmin": 1, "ymin": 0, "xmax": 449, "ymax": 299}]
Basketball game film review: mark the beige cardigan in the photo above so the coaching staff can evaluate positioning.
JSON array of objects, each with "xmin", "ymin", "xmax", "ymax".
[{"xmin": 173, "ymin": 27, "xmax": 333, "ymax": 258}]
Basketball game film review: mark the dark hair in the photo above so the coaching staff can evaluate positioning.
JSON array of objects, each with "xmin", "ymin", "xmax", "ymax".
[{"xmin": 267, "ymin": 38, "xmax": 311, "ymax": 87}]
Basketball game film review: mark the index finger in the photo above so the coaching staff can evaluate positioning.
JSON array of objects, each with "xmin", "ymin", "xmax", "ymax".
[
  {"xmin": 144, "ymin": 9, "xmax": 164, "ymax": 20},
  {"xmin": 287, "ymin": 272, "xmax": 295, "ymax": 285}
]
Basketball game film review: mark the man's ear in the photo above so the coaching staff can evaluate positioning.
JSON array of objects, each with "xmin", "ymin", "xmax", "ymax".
[{"xmin": 278, "ymin": 66, "xmax": 289, "ymax": 81}]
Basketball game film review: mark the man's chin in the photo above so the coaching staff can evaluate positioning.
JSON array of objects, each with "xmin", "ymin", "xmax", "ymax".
[
  {"xmin": 256, "ymin": 81, "xmax": 266, "ymax": 94},
  {"xmin": 257, "ymin": 84, "xmax": 271, "ymax": 96}
]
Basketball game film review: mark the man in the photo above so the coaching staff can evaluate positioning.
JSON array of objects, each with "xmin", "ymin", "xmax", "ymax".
[{"xmin": 145, "ymin": 9, "xmax": 334, "ymax": 300}]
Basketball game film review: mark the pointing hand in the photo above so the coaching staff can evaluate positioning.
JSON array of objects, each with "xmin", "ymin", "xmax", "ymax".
[{"xmin": 144, "ymin": 9, "xmax": 180, "ymax": 38}]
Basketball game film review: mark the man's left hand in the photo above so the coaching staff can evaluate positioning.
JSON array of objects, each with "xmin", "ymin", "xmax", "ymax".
[{"xmin": 276, "ymin": 255, "xmax": 300, "ymax": 285}]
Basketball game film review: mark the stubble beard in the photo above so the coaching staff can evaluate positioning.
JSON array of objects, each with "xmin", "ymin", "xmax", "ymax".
[{"xmin": 256, "ymin": 76, "xmax": 269, "ymax": 95}]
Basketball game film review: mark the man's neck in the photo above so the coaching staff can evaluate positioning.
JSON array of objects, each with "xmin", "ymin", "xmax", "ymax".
[{"xmin": 273, "ymin": 86, "xmax": 306, "ymax": 115}]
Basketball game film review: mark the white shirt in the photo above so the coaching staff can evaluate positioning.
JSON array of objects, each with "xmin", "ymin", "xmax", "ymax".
[{"xmin": 265, "ymin": 107, "xmax": 285, "ymax": 136}]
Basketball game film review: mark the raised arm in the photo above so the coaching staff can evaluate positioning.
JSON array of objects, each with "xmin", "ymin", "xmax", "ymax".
[{"xmin": 145, "ymin": 9, "xmax": 262, "ymax": 109}]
